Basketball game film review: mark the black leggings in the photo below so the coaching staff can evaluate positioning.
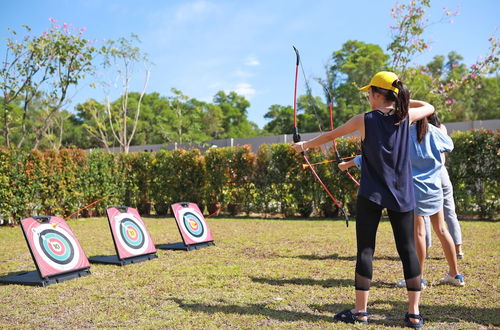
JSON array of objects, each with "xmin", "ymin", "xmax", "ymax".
[{"xmin": 355, "ymin": 196, "xmax": 421, "ymax": 291}]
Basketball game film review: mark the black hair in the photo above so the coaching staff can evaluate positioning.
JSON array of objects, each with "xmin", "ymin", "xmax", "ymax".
[
  {"xmin": 371, "ymin": 79, "xmax": 410, "ymax": 124},
  {"xmin": 416, "ymin": 117, "xmax": 429, "ymax": 143},
  {"xmin": 427, "ymin": 113, "xmax": 441, "ymax": 128}
]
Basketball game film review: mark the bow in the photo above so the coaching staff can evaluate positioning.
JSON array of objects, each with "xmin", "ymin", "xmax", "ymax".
[{"xmin": 292, "ymin": 46, "xmax": 349, "ymax": 226}]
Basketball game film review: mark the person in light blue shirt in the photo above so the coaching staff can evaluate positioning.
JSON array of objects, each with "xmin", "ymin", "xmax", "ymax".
[
  {"xmin": 424, "ymin": 114, "xmax": 464, "ymax": 260},
  {"xmin": 410, "ymin": 122, "xmax": 452, "ymax": 214},
  {"xmin": 409, "ymin": 118, "xmax": 464, "ymax": 287},
  {"xmin": 339, "ymin": 118, "xmax": 465, "ymax": 287}
]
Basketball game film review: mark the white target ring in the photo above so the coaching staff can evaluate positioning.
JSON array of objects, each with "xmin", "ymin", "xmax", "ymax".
[
  {"xmin": 32, "ymin": 224, "xmax": 80, "ymax": 271},
  {"xmin": 177, "ymin": 207, "xmax": 208, "ymax": 243},
  {"xmin": 113, "ymin": 213, "xmax": 149, "ymax": 255}
]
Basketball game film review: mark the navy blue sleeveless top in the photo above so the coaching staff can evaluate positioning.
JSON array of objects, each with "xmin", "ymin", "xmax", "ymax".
[{"xmin": 359, "ymin": 110, "xmax": 415, "ymax": 212}]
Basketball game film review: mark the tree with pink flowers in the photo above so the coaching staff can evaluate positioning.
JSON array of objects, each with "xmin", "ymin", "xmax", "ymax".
[{"xmin": 0, "ymin": 18, "xmax": 99, "ymax": 149}]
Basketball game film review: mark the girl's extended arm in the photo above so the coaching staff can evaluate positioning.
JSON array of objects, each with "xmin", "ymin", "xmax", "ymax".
[{"xmin": 292, "ymin": 114, "xmax": 364, "ymax": 153}]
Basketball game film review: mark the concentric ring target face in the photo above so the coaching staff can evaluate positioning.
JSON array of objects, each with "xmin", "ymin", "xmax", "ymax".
[
  {"xmin": 32, "ymin": 224, "xmax": 80, "ymax": 271},
  {"xmin": 178, "ymin": 208, "xmax": 208, "ymax": 242},
  {"xmin": 113, "ymin": 213, "xmax": 149, "ymax": 255}
]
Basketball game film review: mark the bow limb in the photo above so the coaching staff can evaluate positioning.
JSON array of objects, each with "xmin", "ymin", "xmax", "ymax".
[{"xmin": 292, "ymin": 46, "xmax": 301, "ymax": 143}]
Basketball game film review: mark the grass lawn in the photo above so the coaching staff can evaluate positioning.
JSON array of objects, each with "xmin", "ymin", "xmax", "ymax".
[{"xmin": 0, "ymin": 216, "xmax": 498, "ymax": 329}]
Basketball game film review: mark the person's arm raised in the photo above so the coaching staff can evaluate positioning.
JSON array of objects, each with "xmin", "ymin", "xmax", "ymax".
[
  {"xmin": 293, "ymin": 114, "xmax": 364, "ymax": 153},
  {"xmin": 408, "ymin": 99, "xmax": 435, "ymax": 124}
]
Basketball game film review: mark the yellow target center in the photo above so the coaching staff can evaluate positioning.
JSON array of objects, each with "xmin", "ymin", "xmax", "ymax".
[
  {"xmin": 127, "ymin": 227, "xmax": 136, "ymax": 238},
  {"xmin": 188, "ymin": 218, "xmax": 198, "ymax": 230}
]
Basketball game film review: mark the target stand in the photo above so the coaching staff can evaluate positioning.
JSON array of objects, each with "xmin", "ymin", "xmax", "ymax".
[
  {"xmin": 0, "ymin": 216, "xmax": 91, "ymax": 287},
  {"xmin": 156, "ymin": 202, "xmax": 215, "ymax": 251},
  {"xmin": 89, "ymin": 206, "xmax": 157, "ymax": 266}
]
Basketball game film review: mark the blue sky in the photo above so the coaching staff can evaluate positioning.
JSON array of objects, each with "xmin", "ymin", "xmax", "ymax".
[{"xmin": 1, "ymin": 0, "xmax": 498, "ymax": 128}]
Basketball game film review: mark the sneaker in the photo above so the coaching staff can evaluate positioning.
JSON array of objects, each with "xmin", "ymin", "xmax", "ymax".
[
  {"xmin": 440, "ymin": 273, "xmax": 465, "ymax": 286},
  {"xmin": 395, "ymin": 278, "xmax": 427, "ymax": 289},
  {"xmin": 457, "ymin": 252, "xmax": 464, "ymax": 259}
]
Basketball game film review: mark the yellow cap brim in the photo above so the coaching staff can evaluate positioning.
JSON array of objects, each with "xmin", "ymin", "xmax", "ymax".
[{"xmin": 359, "ymin": 84, "xmax": 370, "ymax": 91}]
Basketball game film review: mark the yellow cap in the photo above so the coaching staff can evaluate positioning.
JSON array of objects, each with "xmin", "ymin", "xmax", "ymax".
[{"xmin": 359, "ymin": 71, "xmax": 399, "ymax": 93}]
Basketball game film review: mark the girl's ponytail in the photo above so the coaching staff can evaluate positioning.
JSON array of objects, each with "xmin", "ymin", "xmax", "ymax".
[{"xmin": 392, "ymin": 80, "xmax": 409, "ymax": 124}]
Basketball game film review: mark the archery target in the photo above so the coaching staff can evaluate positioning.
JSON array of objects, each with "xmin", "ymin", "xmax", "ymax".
[
  {"xmin": 21, "ymin": 217, "xmax": 90, "ymax": 278},
  {"xmin": 171, "ymin": 203, "xmax": 213, "ymax": 245},
  {"xmin": 107, "ymin": 207, "xmax": 156, "ymax": 259}
]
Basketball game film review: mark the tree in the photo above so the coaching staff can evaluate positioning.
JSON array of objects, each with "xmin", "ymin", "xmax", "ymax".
[
  {"xmin": 201, "ymin": 102, "xmax": 224, "ymax": 139},
  {"xmin": 0, "ymin": 20, "xmax": 98, "ymax": 149},
  {"xmin": 98, "ymin": 34, "xmax": 152, "ymax": 153},
  {"xmin": 77, "ymin": 99, "xmax": 112, "ymax": 150},
  {"xmin": 263, "ymin": 104, "xmax": 294, "ymax": 135},
  {"xmin": 320, "ymin": 40, "xmax": 389, "ymax": 125},
  {"xmin": 213, "ymin": 91, "xmax": 260, "ymax": 138},
  {"xmin": 165, "ymin": 88, "xmax": 210, "ymax": 144}
]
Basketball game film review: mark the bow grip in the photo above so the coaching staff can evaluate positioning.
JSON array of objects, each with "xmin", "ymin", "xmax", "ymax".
[{"xmin": 293, "ymin": 127, "xmax": 301, "ymax": 143}]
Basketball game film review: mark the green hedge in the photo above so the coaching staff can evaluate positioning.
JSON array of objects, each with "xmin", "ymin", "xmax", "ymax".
[
  {"xmin": 0, "ymin": 130, "xmax": 497, "ymax": 224},
  {"xmin": 446, "ymin": 130, "xmax": 499, "ymax": 220}
]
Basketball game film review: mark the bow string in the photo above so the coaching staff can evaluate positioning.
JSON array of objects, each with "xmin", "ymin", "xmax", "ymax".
[
  {"xmin": 292, "ymin": 46, "xmax": 349, "ymax": 226},
  {"xmin": 320, "ymin": 84, "xmax": 360, "ymax": 186}
]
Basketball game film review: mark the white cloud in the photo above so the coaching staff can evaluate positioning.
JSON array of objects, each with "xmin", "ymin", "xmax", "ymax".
[
  {"xmin": 244, "ymin": 55, "xmax": 260, "ymax": 66},
  {"xmin": 233, "ymin": 69, "xmax": 255, "ymax": 79},
  {"xmin": 174, "ymin": 0, "xmax": 214, "ymax": 22},
  {"xmin": 233, "ymin": 82, "xmax": 256, "ymax": 99}
]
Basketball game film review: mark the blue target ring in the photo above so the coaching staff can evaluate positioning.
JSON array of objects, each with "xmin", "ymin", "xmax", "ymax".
[
  {"xmin": 183, "ymin": 212, "xmax": 204, "ymax": 238},
  {"xmin": 38, "ymin": 229, "xmax": 74, "ymax": 265},
  {"xmin": 119, "ymin": 218, "xmax": 145, "ymax": 249}
]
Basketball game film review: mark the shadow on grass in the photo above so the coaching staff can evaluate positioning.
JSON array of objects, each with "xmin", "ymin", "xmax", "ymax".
[
  {"xmin": 250, "ymin": 276, "xmax": 397, "ymax": 289},
  {"xmin": 171, "ymin": 298, "xmax": 333, "ymax": 323},
  {"xmin": 251, "ymin": 276, "xmax": 354, "ymax": 288},
  {"xmin": 313, "ymin": 299, "xmax": 500, "ymax": 327},
  {"xmin": 0, "ymin": 269, "xmax": 34, "ymax": 279},
  {"xmin": 291, "ymin": 253, "xmax": 402, "ymax": 261},
  {"xmin": 172, "ymin": 297, "xmax": 499, "ymax": 327}
]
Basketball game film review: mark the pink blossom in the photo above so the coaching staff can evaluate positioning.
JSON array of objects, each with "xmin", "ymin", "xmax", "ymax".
[
  {"xmin": 445, "ymin": 99, "xmax": 456, "ymax": 105},
  {"xmin": 476, "ymin": 84, "xmax": 482, "ymax": 89},
  {"xmin": 48, "ymin": 17, "xmax": 57, "ymax": 23},
  {"xmin": 62, "ymin": 23, "xmax": 67, "ymax": 28},
  {"xmin": 470, "ymin": 73, "xmax": 478, "ymax": 79}
]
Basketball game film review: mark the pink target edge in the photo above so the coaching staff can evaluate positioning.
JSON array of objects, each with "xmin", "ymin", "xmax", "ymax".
[
  {"xmin": 171, "ymin": 202, "xmax": 214, "ymax": 245},
  {"xmin": 21, "ymin": 217, "xmax": 90, "ymax": 278},
  {"xmin": 106, "ymin": 207, "xmax": 157, "ymax": 259}
]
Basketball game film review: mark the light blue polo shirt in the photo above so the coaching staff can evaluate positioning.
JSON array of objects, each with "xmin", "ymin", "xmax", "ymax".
[{"xmin": 409, "ymin": 124, "xmax": 453, "ymax": 216}]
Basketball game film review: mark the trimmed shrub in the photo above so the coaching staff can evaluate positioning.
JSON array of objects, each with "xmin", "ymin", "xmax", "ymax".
[{"xmin": 0, "ymin": 130, "xmax": 496, "ymax": 224}]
